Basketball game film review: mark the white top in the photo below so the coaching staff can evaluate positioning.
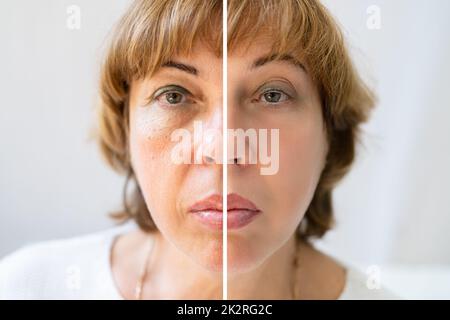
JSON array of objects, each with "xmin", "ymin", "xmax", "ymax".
[{"xmin": 0, "ymin": 221, "xmax": 399, "ymax": 300}]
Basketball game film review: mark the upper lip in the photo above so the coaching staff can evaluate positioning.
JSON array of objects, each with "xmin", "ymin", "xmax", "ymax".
[{"xmin": 188, "ymin": 193, "xmax": 261, "ymax": 212}]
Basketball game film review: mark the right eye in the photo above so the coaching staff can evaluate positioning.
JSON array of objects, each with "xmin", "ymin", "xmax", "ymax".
[
  {"xmin": 158, "ymin": 91, "xmax": 185, "ymax": 105},
  {"xmin": 151, "ymin": 85, "xmax": 194, "ymax": 108}
]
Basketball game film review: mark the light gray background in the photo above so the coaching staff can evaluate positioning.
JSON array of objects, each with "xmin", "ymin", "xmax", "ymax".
[
  {"xmin": 0, "ymin": 0, "xmax": 130, "ymax": 254},
  {"xmin": 1, "ymin": 0, "xmax": 450, "ymax": 298}
]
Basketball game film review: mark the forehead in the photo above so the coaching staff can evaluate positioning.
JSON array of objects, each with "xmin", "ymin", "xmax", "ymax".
[
  {"xmin": 175, "ymin": 40, "xmax": 223, "ymax": 62},
  {"xmin": 180, "ymin": 35, "xmax": 296, "ymax": 65},
  {"xmin": 143, "ymin": 42, "xmax": 222, "ymax": 86},
  {"xmin": 228, "ymin": 36, "xmax": 308, "ymax": 77},
  {"xmin": 154, "ymin": 39, "xmax": 307, "ymax": 85},
  {"xmin": 229, "ymin": 35, "xmax": 272, "ymax": 60}
]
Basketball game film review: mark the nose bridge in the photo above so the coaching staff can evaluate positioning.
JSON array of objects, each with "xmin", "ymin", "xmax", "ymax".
[
  {"xmin": 193, "ymin": 102, "xmax": 223, "ymax": 165},
  {"xmin": 227, "ymin": 79, "xmax": 245, "ymax": 131},
  {"xmin": 226, "ymin": 92, "xmax": 256, "ymax": 167},
  {"xmin": 227, "ymin": 98, "xmax": 240, "ymax": 130},
  {"xmin": 192, "ymin": 89, "xmax": 253, "ymax": 167},
  {"xmin": 207, "ymin": 104, "xmax": 223, "ymax": 132}
]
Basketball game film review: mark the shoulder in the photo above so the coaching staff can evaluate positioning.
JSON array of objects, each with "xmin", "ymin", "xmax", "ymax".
[
  {"xmin": 0, "ymin": 222, "xmax": 135, "ymax": 299},
  {"xmin": 338, "ymin": 266, "xmax": 401, "ymax": 300},
  {"xmin": 297, "ymin": 240, "xmax": 401, "ymax": 300}
]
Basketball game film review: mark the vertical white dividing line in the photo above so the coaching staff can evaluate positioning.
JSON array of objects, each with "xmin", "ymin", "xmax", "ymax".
[{"xmin": 222, "ymin": 0, "xmax": 228, "ymax": 301}]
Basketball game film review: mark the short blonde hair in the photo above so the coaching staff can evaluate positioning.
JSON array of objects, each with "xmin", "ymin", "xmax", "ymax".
[{"xmin": 97, "ymin": 0, "xmax": 375, "ymax": 240}]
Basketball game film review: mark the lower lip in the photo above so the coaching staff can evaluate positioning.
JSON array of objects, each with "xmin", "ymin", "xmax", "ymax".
[{"xmin": 190, "ymin": 209, "xmax": 261, "ymax": 230}]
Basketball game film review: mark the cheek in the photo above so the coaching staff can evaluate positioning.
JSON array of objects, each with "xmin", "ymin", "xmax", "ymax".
[
  {"xmin": 135, "ymin": 104, "xmax": 191, "ymax": 139},
  {"xmin": 264, "ymin": 112, "xmax": 328, "ymax": 233},
  {"xmin": 128, "ymin": 111, "xmax": 225, "ymax": 271},
  {"xmin": 280, "ymin": 124, "xmax": 327, "ymax": 203},
  {"xmin": 129, "ymin": 119, "xmax": 181, "ymax": 229}
]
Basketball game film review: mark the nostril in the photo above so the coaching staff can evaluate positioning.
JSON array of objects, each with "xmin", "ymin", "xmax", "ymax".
[
  {"xmin": 203, "ymin": 155, "xmax": 215, "ymax": 164},
  {"xmin": 230, "ymin": 157, "xmax": 243, "ymax": 165}
]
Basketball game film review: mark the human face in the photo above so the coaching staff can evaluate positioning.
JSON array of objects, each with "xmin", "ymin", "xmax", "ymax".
[
  {"xmin": 226, "ymin": 37, "xmax": 329, "ymax": 273},
  {"xmin": 128, "ymin": 37, "xmax": 328, "ymax": 275},
  {"xmin": 128, "ymin": 42, "xmax": 224, "ymax": 272}
]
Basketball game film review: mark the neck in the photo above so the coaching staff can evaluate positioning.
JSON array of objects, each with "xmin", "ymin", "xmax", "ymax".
[
  {"xmin": 146, "ymin": 232, "xmax": 298, "ymax": 299},
  {"xmin": 227, "ymin": 235, "xmax": 297, "ymax": 299}
]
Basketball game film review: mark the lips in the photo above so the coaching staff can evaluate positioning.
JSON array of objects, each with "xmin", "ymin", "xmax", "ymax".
[{"xmin": 188, "ymin": 193, "xmax": 261, "ymax": 230}]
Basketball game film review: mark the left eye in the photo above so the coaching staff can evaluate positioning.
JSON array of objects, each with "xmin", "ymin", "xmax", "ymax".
[
  {"xmin": 260, "ymin": 90, "xmax": 290, "ymax": 104},
  {"xmin": 157, "ymin": 91, "xmax": 187, "ymax": 105}
]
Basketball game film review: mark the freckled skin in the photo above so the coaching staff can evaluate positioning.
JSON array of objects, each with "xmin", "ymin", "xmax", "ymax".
[{"xmin": 129, "ymin": 46, "xmax": 224, "ymax": 274}]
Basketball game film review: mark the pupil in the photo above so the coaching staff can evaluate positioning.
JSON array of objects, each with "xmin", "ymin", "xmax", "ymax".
[
  {"xmin": 265, "ymin": 91, "xmax": 281, "ymax": 102},
  {"xmin": 167, "ymin": 92, "xmax": 181, "ymax": 104}
]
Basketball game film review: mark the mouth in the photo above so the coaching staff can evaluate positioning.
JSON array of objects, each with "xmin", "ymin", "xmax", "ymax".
[{"xmin": 188, "ymin": 193, "xmax": 262, "ymax": 230}]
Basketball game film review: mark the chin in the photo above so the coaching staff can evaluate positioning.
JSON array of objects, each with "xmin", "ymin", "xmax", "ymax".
[
  {"xmin": 192, "ymin": 244, "xmax": 262, "ymax": 275},
  {"xmin": 226, "ymin": 237, "xmax": 266, "ymax": 275},
  {"xmin": 187, "ymin": 237, "xmax": 224, "ymax": 273}
]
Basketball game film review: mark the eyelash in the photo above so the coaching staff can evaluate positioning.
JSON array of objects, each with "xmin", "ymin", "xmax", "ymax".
[
  {"xmin": 151, "ymin": 85, "xmax": 194, "ymax": 107},
  {"xmin": 252, "ymin": 88, "xmax": 295, "ymax": 106},
  {"xmin": 149, "ymin": 85, "xmax": 296, "ymax": 109}
]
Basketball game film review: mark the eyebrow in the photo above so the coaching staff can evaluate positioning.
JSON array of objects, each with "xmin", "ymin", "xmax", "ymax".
[
  {"xmin": 251, "ymin": 54, "xmax": 307, "ymax": 73},
  {"xmin": 161, "ymin": 60, "xmax": 198, "ymax": 76},
  {"xmin": 161, "ymin": 54, "xmax": 306, "ymax": 76}
]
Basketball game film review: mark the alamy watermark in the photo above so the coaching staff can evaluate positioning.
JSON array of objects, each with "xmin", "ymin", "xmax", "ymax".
[
  {"xmin": 66, "ymin": 5, "xmax": 81, "ymax": 30},
  {"xmin": 170, "ymin": 121, "xmax": 280, "ymax": 176}
]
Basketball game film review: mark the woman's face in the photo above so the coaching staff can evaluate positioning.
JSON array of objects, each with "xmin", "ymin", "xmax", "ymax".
[{"xmin": 128, "ymin": 38, "xmax": 328, "ymax": 274}]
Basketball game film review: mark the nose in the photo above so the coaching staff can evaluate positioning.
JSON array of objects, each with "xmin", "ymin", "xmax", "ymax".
[
  {"xmin": 193, "ymin": 108, "xmax": 248, "ymax": 166},
  {"xmin": 194, "ymin": 106, "xmax": 222, "ymax": 165},
  {"xmin": 201, "ymin": 147, "xmax": 248, "ymax": 167},
  {"xmin": 226, "ymin": 139, "xmax": 250, "ymax": 167},
  {"xmin": 229, "ymin": 156, "xmax": 245, "ymax": 165},
  {"xmin": 226, "ymin": 101, "xmax": 254, "ymax": 168},
  {"xmin": 201, "ymin": 152, "xmax": 242, "ymax": 166}
]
